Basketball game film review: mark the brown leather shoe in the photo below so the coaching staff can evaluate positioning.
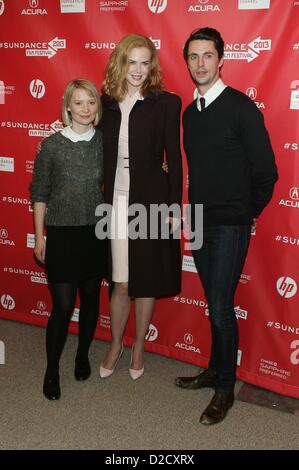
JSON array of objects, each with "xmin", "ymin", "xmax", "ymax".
[
  {"xmin": 175, "ymin": 369, "xmax": 216, "ymax": 390},
  {"xmin": 200, "ymin": 391, "xmax": 234, "ymax": 425}
]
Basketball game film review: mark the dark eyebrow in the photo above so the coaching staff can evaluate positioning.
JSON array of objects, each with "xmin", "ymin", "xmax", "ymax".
[{"xmin": 188, "ymin": 51, "xmax": 215, "ymax": 56}]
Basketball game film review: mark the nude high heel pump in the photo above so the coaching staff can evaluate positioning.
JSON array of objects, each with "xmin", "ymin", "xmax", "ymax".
[
  {"xmin": 129, "ymin": 345, "xmax": 144, "ymax": 380},
  {"xmin": 99, "ymin": 344, "xmax": 123, "ymax": 378}
]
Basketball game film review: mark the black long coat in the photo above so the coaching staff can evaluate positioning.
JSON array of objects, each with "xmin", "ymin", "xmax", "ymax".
[{"xmin": 101, "ymin": 91, "xmax": 183, "ymax": 297}]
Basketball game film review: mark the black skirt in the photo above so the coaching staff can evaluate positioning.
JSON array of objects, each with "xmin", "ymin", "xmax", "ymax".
[{"xmin": 45, "ymin": 225, "xmax": 107, "ymax": 283}]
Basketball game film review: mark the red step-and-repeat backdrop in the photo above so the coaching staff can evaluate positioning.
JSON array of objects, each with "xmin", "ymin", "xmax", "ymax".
[{"xmin": 0, "ymin": 0, "xmax": 299, "ymax": 397}]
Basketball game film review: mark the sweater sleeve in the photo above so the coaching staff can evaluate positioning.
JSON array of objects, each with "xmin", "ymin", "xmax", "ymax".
[
  {"xmin": 30, "ymin": 137, "xmax": 54, "ymax": 204},
  {"xmin": 164, "ymin": 94, "xmax": 183, "ymax": 206},
  {"xmin": 239, "ymin": 98, "xmax": 278, "ymax": 218}
]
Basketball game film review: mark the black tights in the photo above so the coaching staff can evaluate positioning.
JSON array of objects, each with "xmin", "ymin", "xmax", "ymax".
[{"xmin": 45, "ymin": 276, "xmax": 101, "ymax": 378}]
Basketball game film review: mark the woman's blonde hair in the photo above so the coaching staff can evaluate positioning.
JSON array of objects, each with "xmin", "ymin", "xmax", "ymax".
[
  {"xmin": 62, "ymin": 78, "xmax": 102, "ymax": 126},
  {"xmin": 102, "ymin": 34, "xmax": 164, "ymax": 101}
]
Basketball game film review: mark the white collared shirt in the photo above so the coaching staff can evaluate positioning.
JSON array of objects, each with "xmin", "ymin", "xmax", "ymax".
[
  {"xmin": 196, "ymin": 79, "xmax": 227, "ymax": 112},
  {"xmin": 61, "ymin": 125, "xmax": 95, "ymax": 142}
]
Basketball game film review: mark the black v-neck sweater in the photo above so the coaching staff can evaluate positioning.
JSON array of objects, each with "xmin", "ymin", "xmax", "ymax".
[{"xmin": 183, "ymin": 86, "xmax": 278, "ymax": 225}]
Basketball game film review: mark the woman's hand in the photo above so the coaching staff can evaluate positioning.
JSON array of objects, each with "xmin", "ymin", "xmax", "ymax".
[
  {"xmin": 34, "ymin": 236, "xmax": 46, "ymax": 263},
  {"xmin": 162, "ymin": 161, "xmax": 169, "ymax": 173}
]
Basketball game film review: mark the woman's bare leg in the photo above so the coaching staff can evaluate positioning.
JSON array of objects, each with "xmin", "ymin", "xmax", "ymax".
[
  {"xmin": 131, "ymin": 297, "xmax": 155, "ymax": 370},
  {"xmin": 101, "ymin": 282, "xmax": 131, "ymax": 369}
]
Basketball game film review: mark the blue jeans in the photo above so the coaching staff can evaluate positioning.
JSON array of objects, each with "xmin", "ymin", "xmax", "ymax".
[{"xmin": 192, "ymin": 224, "xmax": 251, "ymax": 392}]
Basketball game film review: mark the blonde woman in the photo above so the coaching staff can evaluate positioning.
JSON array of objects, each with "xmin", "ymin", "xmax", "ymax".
[
  {"xmin": 30, "ymin": 79, "xmax": 106, "ymax": 400},
  {"xmin": 100, "ymin": 34, "xmax": 182, "ymax": 380}
]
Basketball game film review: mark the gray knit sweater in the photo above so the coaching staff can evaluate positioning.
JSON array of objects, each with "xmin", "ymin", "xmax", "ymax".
[{"xmin": 30, "ymin": 128, "xmax": 104, "ymax": 226}]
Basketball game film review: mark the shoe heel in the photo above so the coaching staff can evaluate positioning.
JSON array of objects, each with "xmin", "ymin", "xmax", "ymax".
[
  {"xmin": 129, "ymin": 345, "xmax": 144, "ymax": 380},
  {"xmin": 99, "ymin": 344, "xmax": 123, "ymax": 379}
]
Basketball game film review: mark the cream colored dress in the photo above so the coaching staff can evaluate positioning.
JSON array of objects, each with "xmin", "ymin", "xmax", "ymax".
[{"xmin": 111, "ymin": 91, "xmax": 143, "ymax": 282}]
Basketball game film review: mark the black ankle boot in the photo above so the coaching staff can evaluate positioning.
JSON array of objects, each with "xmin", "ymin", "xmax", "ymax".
[
  {"xmin": 43, "ymin": 376, "xmax": 61, "ymax": 400},
  {"xmin": 74, "ymin": 358, "xmax": 91, "ymax": 381}
]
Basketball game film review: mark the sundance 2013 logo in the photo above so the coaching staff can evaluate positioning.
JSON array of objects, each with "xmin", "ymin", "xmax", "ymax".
[
  {"xmin": 224, "ymin": 36, "xmax": 271, "ymax": 63},
  {"xmin": 1, "ymin": 119, "xmax": 63, "ymax": 137},
  {"xmin": 0, "ymin": 38, "xmax": 66, "ymax": 60},
  {"xmin": 26, "ymin": 37, "xmax": 66, "ymax": 59}
]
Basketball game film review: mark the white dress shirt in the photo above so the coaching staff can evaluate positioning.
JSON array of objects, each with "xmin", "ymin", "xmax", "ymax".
[{"xmin": 196, "ymin": 79, "xmax": 227, "ymax": 112}]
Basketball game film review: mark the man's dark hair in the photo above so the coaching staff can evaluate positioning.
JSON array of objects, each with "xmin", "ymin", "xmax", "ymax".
[{"xmin": 183, "ymin": 27, "xmax": 224, "ymax": 62}]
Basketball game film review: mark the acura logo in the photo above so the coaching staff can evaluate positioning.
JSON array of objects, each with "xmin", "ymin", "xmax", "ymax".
[
  {"xmin": 0, "ymin": 229, "xmax": 8, "ymax": 239},
  {"xmin": 246, "ymin": 87, "xmax": 257, "ymax": 100},
  {"xmin": 37, "ymin": 301, "xmax": 46, "ymax": 310},
  {"xmin": 30, "ymin": 0, "xmax": 39, "ymax": 7},
  {"xmin": 184, "ymin": 333, "xmax": 194, "ymax": 345},
  {"xmin": 290, "ymin": 187, "xmax": 299, "ymax": 200}
]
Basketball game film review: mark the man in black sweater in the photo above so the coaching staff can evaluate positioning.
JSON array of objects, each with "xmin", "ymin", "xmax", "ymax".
[{"xmin": 175, "ymin": 27, "xmax": 278, "ymax": 424}]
